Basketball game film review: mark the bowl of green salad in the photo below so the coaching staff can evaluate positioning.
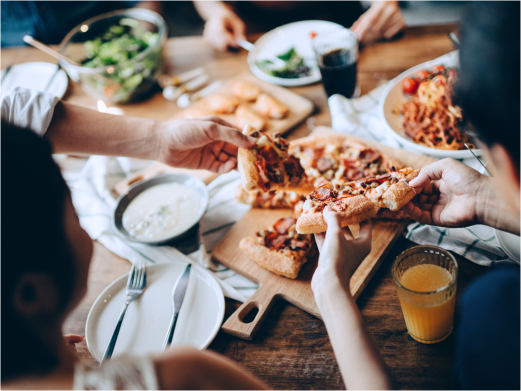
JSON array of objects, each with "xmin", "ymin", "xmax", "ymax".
[{"xmin": 59, "ymin": 9, "xmax": 167, "ymax": 103}]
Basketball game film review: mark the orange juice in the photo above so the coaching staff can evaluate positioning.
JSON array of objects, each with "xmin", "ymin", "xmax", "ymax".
[{"xmin": 397, "ymin": 264, "xmax": 456, "ymax": 343}]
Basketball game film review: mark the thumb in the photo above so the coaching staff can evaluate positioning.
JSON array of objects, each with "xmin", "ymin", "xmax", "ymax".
[
  {"xmin": 210, "ymin": 125, "xmax": 257, "ymax": 148},
  {"xmin": 409, "ymin": 159, "xmax": 448, "ymax": 188},
  {"xmin": 323, "ymin": 206, "xmax": 342, "ymax": 234}
]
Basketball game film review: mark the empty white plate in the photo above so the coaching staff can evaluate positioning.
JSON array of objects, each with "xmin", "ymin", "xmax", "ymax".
[
  {"xmin": 85, "ymin": 262, "xmax": 225, "ymax": 361},
  {"xmin": 1, "ymin": 62, "xmax": 68, "ymax": 98},
  {"xmin": 248, "ymin": 20, "xmax": 343, "ymax": 87},
  {"xmin": 495, "ymin": 229, "xmax": 521, "ymax": 263}
]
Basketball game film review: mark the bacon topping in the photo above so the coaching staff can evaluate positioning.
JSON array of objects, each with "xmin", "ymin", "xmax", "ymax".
[
  {"xmin": 304, "ymin": 146, "xmax": 324, "ymax": 159},
  {"xmin": 310, "ymin": 186, "xmax": 333, "ymax": 201},
  {"xmin": 264, "ymin": 231, "xmax": 288, "ymax": 249},
  {"xmin": 359, "ymin": 149, "xmax": 381, "ymax": 163},
  {"xmin": 289, "ymin": 238, "xmax": 309, "ymax": 250},
  {"xmin": 273, "ymin": 217, "xmax": 295, "ymax": 235},
  {"xmin": 359, "ymin": 173, "xmax": 392, "ymax": 186},
  {"xmin": 258, "ymin": 145, "xmax": 279, "ymax": 166},
  {"xmin": 284, "ymin": 155, "xmax": 305, "ymax": 178},
  {"xmin": 255, "ymin": 156, "xmax": 271, "ymax": 191},
  {"xmin": 316, "ymin": 157, "xmax": 332, "ymax": 172}
]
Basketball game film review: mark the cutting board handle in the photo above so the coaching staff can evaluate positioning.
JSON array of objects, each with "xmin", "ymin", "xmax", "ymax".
[{"xmin": 221, "ymin": 284, "xmax": 278, "ymax": 341}]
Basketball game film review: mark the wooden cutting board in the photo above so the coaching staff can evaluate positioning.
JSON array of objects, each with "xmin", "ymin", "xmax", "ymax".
[
  {"xmin": 113, "ymin": 73, "xmax": 314, "ymax": 196},
  {"xmin": 212, "ymin": 126, "xmax": 437, "ymax": 341}
]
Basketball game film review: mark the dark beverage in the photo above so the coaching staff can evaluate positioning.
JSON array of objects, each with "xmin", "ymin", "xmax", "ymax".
[{"xmin": 318, "ymin": 48, "xmax": 358, "ymax": 98}]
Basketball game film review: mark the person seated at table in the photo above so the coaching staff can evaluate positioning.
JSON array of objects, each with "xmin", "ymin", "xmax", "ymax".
[
  {"xmin": 1, "ymin": 123, "xmax": 269, "ymax": 390},
  {"xmin": 1, "ymin": 1, "xmax": 165, "ymax": 47},
  {"xmin": 310, "ymin": 2, "xmax": 519, "ymax": 389},
  {"xmin": 195, "ymin": 1, "xmax": 406, "ymax": 51}
]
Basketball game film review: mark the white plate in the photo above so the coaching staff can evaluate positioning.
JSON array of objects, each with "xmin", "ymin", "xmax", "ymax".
[
  {"xmin": 248, "ymin": 20, "xmax": 344, "ymax": 87},
  {"xmin": 85, "ymin": 262, "xmax": 224, "ymax": 361},
  {"xmin": 1, "ymin": 62, "xmax": 68, "ymax": 98},
  {"xmin": 379, "ymin": 51, "xmax": 482, "ymax": 159},
  {"xmin": 495, "ymin": 229, "xmax": 521, "ymax": 263}
]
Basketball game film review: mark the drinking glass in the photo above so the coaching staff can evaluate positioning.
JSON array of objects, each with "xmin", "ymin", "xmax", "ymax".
[
  {"xmin": 392, "ymin": 245, "xmax": 458, "ymax": 344},
  {"xmin": 312, "ymin": 28, "xmax": 359, "ymax": 98}
]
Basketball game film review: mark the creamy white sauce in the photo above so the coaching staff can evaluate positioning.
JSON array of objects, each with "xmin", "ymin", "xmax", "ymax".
[{"xmin": 122, "ymin": 183, "xmax": 201, "ymax": 242}]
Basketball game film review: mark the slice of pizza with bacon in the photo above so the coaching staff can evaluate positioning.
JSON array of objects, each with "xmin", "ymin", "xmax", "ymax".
[
  {"xmin": 240, "ymin": 216, "xmax": 313, "ymax": 279},
  {"xmin": 238, "ymin": 125, "xmax": 314, "ymax": 194},
  {"xmin": 296, "ymin": 167, "xmax": 420, "ymax": 234}
]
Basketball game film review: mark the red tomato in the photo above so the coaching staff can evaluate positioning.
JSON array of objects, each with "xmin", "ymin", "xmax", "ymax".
[
  {"xmin": 403, "ymin": 77, "xmax": 419, "ymax": 95},
  {"xmin": 447, "ymin": 68, "xmax": 457, "ymax": 78},
  {"xmin": 431, "ymin": 65, "xmax": 446, "ymax": 73},
  {"xmin": 310, "ymin": 31, "xmax": 317, "ymax": 39},
  {"xmin": 416, "ymin": 70, "xmax": 430, "ymax": 80}
]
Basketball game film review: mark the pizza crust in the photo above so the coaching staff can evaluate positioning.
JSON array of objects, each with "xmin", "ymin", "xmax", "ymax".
[
  {"xmin": 238, "ymin": 147, "xmax": 260, "ymax": 191},
  {"xmin": 381, "ymin": 169, "xmax": 419, "ymax": 210},
  {"xmin": 239, "ymin": 236, "xmax": 308, "ymax": 279},
  {"xmin": 296, "ymin": 195, "xmax": 378, "ymax": 234}
]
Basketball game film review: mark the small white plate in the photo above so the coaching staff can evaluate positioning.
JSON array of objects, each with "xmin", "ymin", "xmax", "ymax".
[
  {"xmin": 1, "ymin": 62, "xmax": 68, "ymax": 98},
  {"xmin": 85, "ymin": 262, "xmax": 225, "ymax": 361},
  {"xmin": 495, "ymin": 229, "xmax": 521, "ymax": 263},
  {"xmin": 379, "ymin": 51, "xmax": 482, "ymax": 159},
  {"xmin": 248, "ymin": 20, "xmax": 344, "ymax": 87}
]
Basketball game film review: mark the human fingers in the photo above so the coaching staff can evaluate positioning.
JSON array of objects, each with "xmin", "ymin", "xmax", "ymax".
[
  {"xmin": 416, "ymin": 181, "xmax": 441, "ymax": 195},
  {"xmin": 383, "ymin": 18, "xmax": 406, "ymax": 39},
  {"xmin": 210, "ymin": 159, "xmax": 236, "ymax": 174},
  {"xmin": 206, "ymin": 123, "xmax": 257, "ymax": 148},
  {"xmin": 315, "ymin": 233, "xmax": 325, "ymax": 251},
  {"xmin": 201, "ymin": 115, "xmax": 238, "ymax": 129},
  {"xmin": 323, "ymin": 206, "xmax": 343, "ymax": 235},
  {"xmin": 205, "ymin": 18, "xmax": 236, "ymax": 51},
  {"xmin": 228, "ymin": 14, "xmax": 246, "ymax": 42},
  {"xmin": 416, "ymin": 194, "xmax": 439, "ymax": 205},
  {"xmin": 403, "ymin": 202, "xmax": 434, "ymax": 225},
  {"xmin": 371, "ymin": 3, "xmax": 397, "ymax": 35},
  {"xmin": 355, "ymin": 219, "xmax": 372, "ymax": 244},
  {"xmin": 409, "ymin": 159, "xmax": 454, "ymax": 188},
  {"xmin": 64, "ymin": 334, "xmax": 85, "ymax": 343}
]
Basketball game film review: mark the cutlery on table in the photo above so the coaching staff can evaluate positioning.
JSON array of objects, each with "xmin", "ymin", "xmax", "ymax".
[
  {"xmin": 464, "ymin": 143, "xmax": 491, "ymax": 176},
  {"xmin": 162, "ymin": 73, "xmax": 210, "ymax": 101},
  {"xmin": 100, "ymin": 261, "xmax": 146, "ymax": 364},
  {"xmin": 159, "ymin": 67, "xmax": 206, "ymax": 88},
  {"xmin": 1, "ymin": 65, "xmax": 12, "ymax": 85},
  {"xmin": 237, "ymin": 39, "xmax": 286, "ymax": 68},
  {"xmin": 162, "ymin": 264, "xmax": 192, "ymax": 352},
  {"xmin": 44, "ymin": 64, "xmax": 62, "ymax": 92},
  {"xmin": 176, "ymin": 80, "xmax": 223, "ymax": 108}
]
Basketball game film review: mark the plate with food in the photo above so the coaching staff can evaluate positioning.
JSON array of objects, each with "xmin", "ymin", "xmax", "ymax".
[
  {"xmin": 379, "ymin": 51, "xmax": 482, "ymax": 158},
  {"xmin": 248, "ymin": 20, "xmax": 343, "ymax": 86}
]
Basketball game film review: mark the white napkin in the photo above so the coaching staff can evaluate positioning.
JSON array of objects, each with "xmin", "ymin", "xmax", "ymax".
[
  {"xmin": 327, "ymin": 53, "xmax": 518, "ymax": 266},
  {"xmin": 64, "ymin": 155, "xmax": 257, "ymax": 302}
]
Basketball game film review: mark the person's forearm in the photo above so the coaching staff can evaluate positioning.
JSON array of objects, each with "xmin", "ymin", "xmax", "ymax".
[
  {"xmin": 46, "ymin": 101, "xmax": 162, "ymax": 160},
  {"xmin": 193, "ymin": 1, "xmax": 230, "ymax": 20},
  {"xmin": 314, "ymin": 280, "xmax": 393, "ymax": 390},
  {"xmin": 477, "ymin": 177, "xmax": 520, "ymax": 235}
]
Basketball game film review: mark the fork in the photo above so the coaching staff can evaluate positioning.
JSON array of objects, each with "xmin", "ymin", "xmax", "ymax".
[{"xmin": 100, "ymin": 261, "xmax": 146, "ymax": 365}]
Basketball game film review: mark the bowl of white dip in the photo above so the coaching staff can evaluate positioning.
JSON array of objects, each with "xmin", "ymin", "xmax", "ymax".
[{"xmin": 113, "ymin": 173, "xmax": 209, "ymax": 245}]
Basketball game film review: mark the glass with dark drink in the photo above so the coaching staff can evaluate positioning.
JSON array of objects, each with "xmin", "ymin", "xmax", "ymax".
[{"xmin": 313, "ymin": 28, "xmax": 359, "ymax": 98}]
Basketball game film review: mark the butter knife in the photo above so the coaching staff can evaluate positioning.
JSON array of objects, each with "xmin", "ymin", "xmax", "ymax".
[{"xmin": 162, "ymin": 264, "xmax": 192, "ymax": 351}]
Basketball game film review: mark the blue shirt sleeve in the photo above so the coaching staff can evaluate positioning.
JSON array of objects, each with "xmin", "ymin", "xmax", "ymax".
[{"xmin": 452, "ymin": 266, "xmax": 520, "ymax": 390}]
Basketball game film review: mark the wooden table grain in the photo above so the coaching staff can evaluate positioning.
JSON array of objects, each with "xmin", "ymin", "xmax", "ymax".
[{"xmin": 2, "ymin": 23, "xmax": 489, "ymax": 390}]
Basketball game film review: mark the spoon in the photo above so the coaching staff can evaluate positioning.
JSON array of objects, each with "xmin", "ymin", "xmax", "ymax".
[
  {"xmin": 237, "ymin": 39, "xmax": 286, "ymax": 68},
  {"xmin": 23, "ymin": 36, "xmax": 81, "ymax": 66}
]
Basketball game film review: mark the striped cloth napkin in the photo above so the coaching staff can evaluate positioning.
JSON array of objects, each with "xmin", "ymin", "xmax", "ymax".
[{"xmin": 328, "ymin": 58, "xmax": 518, "ymax": 266}]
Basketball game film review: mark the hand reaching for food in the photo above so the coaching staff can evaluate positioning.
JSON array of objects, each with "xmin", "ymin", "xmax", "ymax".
[
  {"xmin": 157, "ymin": 117, "xmax": 257, "ymax": 173},
  {"xmin": 312, "ymin": 207, "xmax": 372, "ymax": 294},
  {"xmin": 403, "ymin": 158, "xmax": 496, "ymax": 229},
  {"xmin": 64, "ymin": 334, "xmax": 85, "ymax": 353},
  {"xmin": 198, "ymin": 3, "xmax": 246, "ymax": 51},
  {"xmin": 351, "ymin": 1, "xmax": 406, "ymax": 42}
]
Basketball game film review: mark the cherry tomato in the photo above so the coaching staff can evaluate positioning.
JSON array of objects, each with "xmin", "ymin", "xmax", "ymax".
[
  {"xmin": 416, "ymin": 70, "xmax": 430, "ymax": 80},
  {"xmin": 403, "ymin": 77, "xmax": 419, "ymax": 95},
  {"xmin": 447, "ymin": 68, "xmax": 457, "ymax": 78},
  {"xmin": 431, "ymin": 65, "xmax": 446, "ymax": 74},
  {"xmin": 310, "ymin": 31, "xmax": 317, "ymax": 39}
]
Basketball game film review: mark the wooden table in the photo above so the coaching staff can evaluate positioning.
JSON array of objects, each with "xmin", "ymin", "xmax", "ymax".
[{"xmin": 2, "ymin": 24, "xmax": 488, "ymax": 390}]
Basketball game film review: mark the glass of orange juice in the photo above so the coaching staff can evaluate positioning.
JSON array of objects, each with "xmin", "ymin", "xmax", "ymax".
[{"xmin": 392, "ymin": 245, "xmax": 458, "ymax": 344}]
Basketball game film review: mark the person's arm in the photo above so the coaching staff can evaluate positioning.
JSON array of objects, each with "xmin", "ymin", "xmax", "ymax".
[
  {"xmin": 403, "ymin": 158, "xmax": 520, "ymax": 235},
  {"xmin": 312, "ymin": 208, "xmax": 394, "ymax": 390},
  {"xmin": 153, "ymin": 346, "xmax": 268, "ymax": 390},
  {"xmin": 46, "ymin": 100, "xmax": 256, "ymax": 173},
  {"xmin": 194, "ymin": 1, "xmax": 245, "ymax": 51},
  {"xmin": 351, "ymin": 1, "xmax": 406, "ymax": 42}
]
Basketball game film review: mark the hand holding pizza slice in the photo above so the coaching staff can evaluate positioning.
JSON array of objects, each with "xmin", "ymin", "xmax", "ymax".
[
  {"xmin": 296, "ymin": 167, "xmax": 420, "ymax": 234},
  {"xmin": 238, "ymin": 124, "xmax": 314, "ymax": 194}
]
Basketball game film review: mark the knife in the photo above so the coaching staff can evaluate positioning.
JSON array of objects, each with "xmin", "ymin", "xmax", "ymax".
[{"xmin": 162, "ymin": 264, "xmax": 192, "ymax": 351}]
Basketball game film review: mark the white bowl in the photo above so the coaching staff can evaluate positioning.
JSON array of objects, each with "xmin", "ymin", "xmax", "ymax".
[
  {"xmin": 248, "ymin": 20, "xmax": 343, "ymax": 87},
  {"xmin": 379, "ymin": 50, "xmax": 482, "ymax": 159}
]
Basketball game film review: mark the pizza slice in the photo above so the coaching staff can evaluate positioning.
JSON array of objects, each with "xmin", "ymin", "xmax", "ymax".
[
  {"xmin": 235, "ymin": 184, "xmax": 305, "ymax": 209},
  {"xmin": 289, "ymin": 134, "xmax": 404, "ymax": 186},
  {"xmin": 231, "ymin": 79, "xmax": 262, "ymax": 101},
  {"xmin": 254, "ymin": 93, "xmax": 289, "ymax": 119},
  {"xmin": 235, "ymin": 105, "xmax": 267, "ymax": 131},
  {"xmin": 240, "ymin": 216, "xmax": 313, "ymax": 279},
  {"xmin": 295, "ymin": 167, "xmax": 420, "ymax": 234},
  {"xmin": 238, "ymin": 125, "xmax": 314, "ymax": 194},
  {"xmin": 206, "ymin": 93, "xmax": 240, "ymax": 114}
]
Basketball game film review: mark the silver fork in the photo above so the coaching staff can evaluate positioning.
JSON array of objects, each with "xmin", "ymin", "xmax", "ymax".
[{"xmin": 100, "ymin": 261, "xmax": 146, "ymax": 365}]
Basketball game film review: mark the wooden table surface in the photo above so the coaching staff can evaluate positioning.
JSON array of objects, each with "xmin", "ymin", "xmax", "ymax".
[{"xmin": 2, "ymin": 23, "xmax": 489, "ymax": 390}]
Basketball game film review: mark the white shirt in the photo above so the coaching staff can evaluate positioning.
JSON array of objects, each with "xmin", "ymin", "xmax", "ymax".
[{"xmin": 1, "ymin": 87, "xmax": 59, "ymax": 136}]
